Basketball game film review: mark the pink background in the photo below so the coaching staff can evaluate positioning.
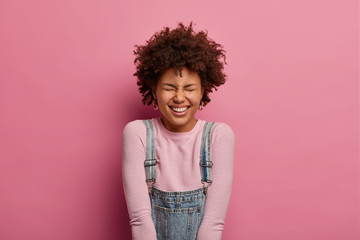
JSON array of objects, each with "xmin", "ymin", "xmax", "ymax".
[{"xmin": 0, "ymin": 0, "xmax": 358, "ymax": 239}]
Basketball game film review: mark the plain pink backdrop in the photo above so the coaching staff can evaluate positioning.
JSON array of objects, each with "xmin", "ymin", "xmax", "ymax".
[{"xmin": 0, "ymin": 0, "xmax": 359, "ymax": 239}]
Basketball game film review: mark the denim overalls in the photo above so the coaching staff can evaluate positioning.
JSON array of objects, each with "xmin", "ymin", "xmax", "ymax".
[{"xmin": 142, "ymin": 119, "xmax": 215, "ymax": 240}]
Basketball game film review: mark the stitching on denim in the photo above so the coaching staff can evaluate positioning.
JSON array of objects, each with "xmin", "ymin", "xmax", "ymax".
[{"xmin": 186, "ymin": 210, "xmax": 191, "ymax": 240}]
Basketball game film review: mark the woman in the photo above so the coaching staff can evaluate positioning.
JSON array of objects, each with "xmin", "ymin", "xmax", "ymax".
[{"xmin": 122, "ymin": 22, "xmax": 235, "ymax": 240}]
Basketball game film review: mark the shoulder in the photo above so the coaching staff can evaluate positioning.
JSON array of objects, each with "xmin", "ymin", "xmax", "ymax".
[
  {"xmin": 210, "ymin": 122, "xmax": 235, "ymax": 144},
  {"xmin": 211, "ymin": 122, "xmax": 235, "ymax": 138},
  {"xmin": 122, "ymin": 119, "xmax": 147, "ymax": 138},
  {"xmin": 122, "ymin": 120, "xmax": 148, "ymax": 157}
]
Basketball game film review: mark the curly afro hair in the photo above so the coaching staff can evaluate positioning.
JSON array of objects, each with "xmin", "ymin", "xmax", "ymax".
[{"xmin": 133, "ymin": 22, "xmax": 227, "ymax": 107}]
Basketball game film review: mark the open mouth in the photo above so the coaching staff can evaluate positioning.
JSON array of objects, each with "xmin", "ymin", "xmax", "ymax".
[{"xmin": 169, "ymin": 106, "xmax": 191, "ymax": 113}]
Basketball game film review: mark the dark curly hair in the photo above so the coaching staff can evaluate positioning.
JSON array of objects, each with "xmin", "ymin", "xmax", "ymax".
[{"xmin": 133, "ymin": 22, "xmax": 227, "ymax": 107}]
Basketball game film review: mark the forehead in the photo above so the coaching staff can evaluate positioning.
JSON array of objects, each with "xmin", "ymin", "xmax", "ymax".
[{"xmin": 158, "ymin": 67, "xmax": 201, "ymax": 85}]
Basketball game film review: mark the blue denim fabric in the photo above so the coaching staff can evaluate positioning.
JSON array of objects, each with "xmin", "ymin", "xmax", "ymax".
[
  {"xmin": 150, "ymin": 186, "xmax": 206, "ymax": 240},
  {"xmin": 199, "ymin": 122, "xmax": 215, "ymax": 184},
  {"xmin": 143, "ymin": 120, "xmax": 157, "ymax": 184},
  {"xmin": 142, "ymin": 119, "xmax": 215, "ymax": 240}
]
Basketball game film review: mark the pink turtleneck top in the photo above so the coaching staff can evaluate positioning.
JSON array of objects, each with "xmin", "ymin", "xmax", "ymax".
[{"xmin": 122, "ymin": 117, "xmax": 235, "ymax": 240}]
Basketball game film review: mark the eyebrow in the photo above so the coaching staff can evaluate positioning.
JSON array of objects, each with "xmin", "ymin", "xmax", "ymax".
[{"xmin": 162, "ymin": 83, "xmax": 197, "ymax": 88}]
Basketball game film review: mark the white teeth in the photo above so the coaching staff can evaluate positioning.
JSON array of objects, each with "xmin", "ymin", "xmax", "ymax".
[{"xmin": 171, "ymin": 107, "xmax": 189, "ymax": 112}]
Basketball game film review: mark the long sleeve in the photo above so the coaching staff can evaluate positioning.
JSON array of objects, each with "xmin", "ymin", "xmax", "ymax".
[
  {"xmin": 197, "ymin": 123, "xmax": 235, "ymax": 240},
  {"xmin": 122, "ymin": 120, "xmax": 157, "ymax": 240}
]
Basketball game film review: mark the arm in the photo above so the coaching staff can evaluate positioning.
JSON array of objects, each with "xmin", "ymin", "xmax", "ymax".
[
  {"xmin": 197, "ymin": 123, "xmax": 235, "ymax": 240},
  {"xmin": 122, "ymin": 120, "xmax": 157, "ymax": 240}
]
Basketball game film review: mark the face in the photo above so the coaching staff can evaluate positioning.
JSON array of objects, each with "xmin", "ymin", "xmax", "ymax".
[{"xmin": 153, "ymin": 67, "xmax": 204, "ymax": 133}]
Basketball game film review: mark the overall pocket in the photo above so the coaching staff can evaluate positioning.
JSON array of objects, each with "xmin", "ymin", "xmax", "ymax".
[{"xmin": 155, "ymin": 205, "xmax": 201, "ymax": 240}]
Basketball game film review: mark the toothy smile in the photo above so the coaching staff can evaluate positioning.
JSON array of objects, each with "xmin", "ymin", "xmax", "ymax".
[{"xmin": 169, "ymin": 106, "xmax": 190, "ymax": 113}]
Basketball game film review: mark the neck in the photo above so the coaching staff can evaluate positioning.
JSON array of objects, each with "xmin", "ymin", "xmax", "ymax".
[{"xmin": 160, "ymin": 117, "xmax": 197, "ymax": 133}]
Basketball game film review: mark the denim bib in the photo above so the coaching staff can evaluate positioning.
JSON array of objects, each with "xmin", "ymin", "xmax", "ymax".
[{"xmin": 142, "ymin": 119, "xmax": 215, "ymax": 240}]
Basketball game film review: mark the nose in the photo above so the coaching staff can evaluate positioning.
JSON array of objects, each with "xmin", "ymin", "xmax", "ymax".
[{"xmin": 173, "ymin": 89, "xmax": 185, "ymax": 103}]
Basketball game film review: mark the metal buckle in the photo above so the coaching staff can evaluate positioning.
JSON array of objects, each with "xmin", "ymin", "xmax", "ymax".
[
  {"xmin": 202, "ymin": 182, "xmax": 210, "ymax": 198},
  {"xmin": 200, "ymin": 161, "xmax": 213, "ymax": 168},
  {"xmin": 144, "ymin": 159, "xmax": 157, "ymax": 167},
  {"xmin": 147, "ymin": 181, "xmax": 155, "ymax": 195},
  {"xmin": 148, "ymin": 185, "xmax": 153, "ymax": 195}
]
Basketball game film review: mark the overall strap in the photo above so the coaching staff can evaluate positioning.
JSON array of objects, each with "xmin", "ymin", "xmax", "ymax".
[
  {"xmin": 200, "ymin": 121, "xmax": 216, "ymax": 196},
  {"xmin": 142, "ymin": 120, "xmax": 156, "ymax": 194}
]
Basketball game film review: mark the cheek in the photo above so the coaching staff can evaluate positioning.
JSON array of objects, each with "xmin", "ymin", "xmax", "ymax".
[
  {"xmin": 189, "ymin": 93, "xmax": 202, "ymax": 103},
  {"xmin": 157, "ymin": 93, "xmax": 172, "ymax": 104}
]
